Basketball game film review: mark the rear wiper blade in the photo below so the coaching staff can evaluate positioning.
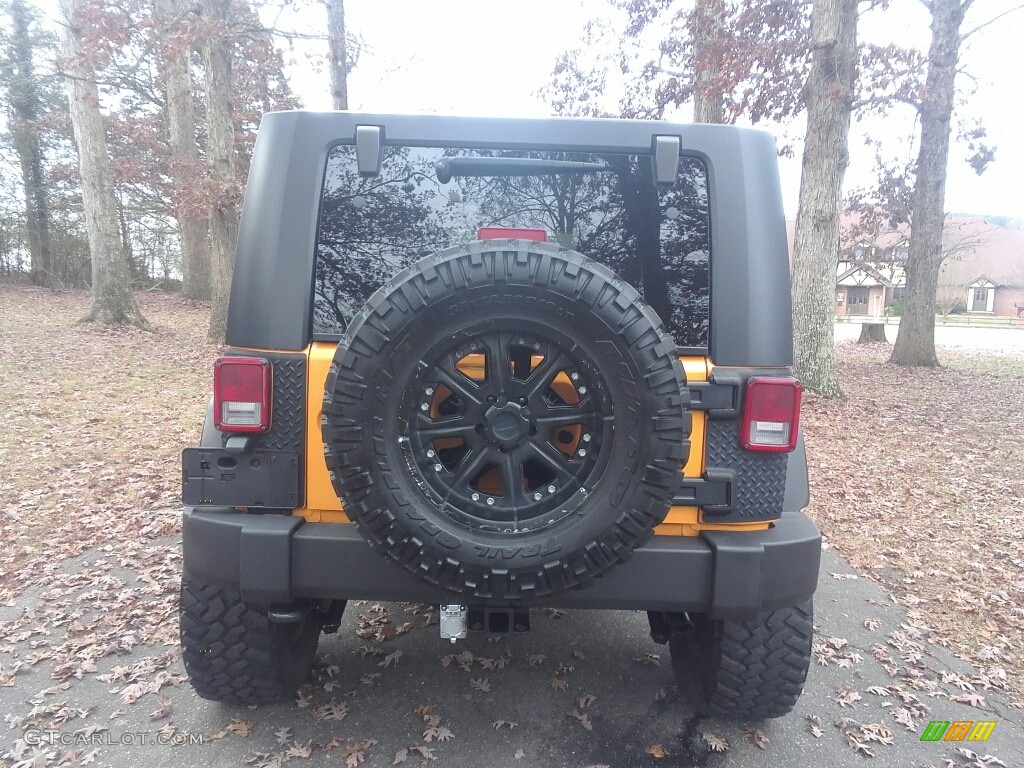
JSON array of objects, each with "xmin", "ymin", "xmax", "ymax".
[{"xmin": 434, "ymin": 156, "xmax": 610, "ymax": 184}]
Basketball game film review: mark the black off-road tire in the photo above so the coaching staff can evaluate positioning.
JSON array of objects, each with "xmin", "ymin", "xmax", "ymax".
[
  {"xmin": 180, "ymin": 575, "xmax": 319, "ymax": 705},
  {"xmin": 323, "ymin": 240, "xmax": 690, "ymax": 601},
  {"xmin": 669, "ymin": 600, "xmax": 813, "ymax": 719}
]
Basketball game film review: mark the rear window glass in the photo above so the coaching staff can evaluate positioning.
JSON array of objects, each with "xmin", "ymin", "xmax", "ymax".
[{"xmin": 313, "ymin": 145, "xmax": 710, "ymax": 348}]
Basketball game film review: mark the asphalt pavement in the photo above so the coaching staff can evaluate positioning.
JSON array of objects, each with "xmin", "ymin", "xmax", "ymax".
[{"xmin": 1, "ymin": 539, "xmax": 1021, "ymax": 768}]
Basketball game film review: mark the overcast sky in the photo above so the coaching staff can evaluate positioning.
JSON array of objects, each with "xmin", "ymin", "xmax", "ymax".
[
  {"xmin": 276, "ymin": 0, "xmax": 1024, "ymax": 223},
  {"xmin": 27, "ymin": 0, "xmax": 1023, "ymax": 222}
]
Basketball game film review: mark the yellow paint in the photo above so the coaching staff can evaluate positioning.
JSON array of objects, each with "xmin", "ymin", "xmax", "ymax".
[
  {"xmin": 654, "ymin": 503, "xmax": 773, "ymax": 536},
  {"xmin": 300, "ymin": 342, "xmax": 347, "ymax": 519},
  {"xmin": 289, "ymin": 346, "xmax": 759, "ymax": 537}
]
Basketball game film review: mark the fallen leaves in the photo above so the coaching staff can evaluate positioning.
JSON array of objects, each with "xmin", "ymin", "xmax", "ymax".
[
  {"xmin": 311, "ymin": 698, "xmax": 348, "ymax": 722},
  {"xmin": 566, "ymin": 710, "xmax": 593, "ymax": 731},
  {"xmin": 744, "ymin": 727, "xmax": 768, "ymax": 750},
  {"xmin": 702, "ymin": 732, "xmax": 729, "ymax": 752},
  {"xmin": 422, "ymin": 725, "xmax": 454, "ymax": 743},
  {"xmin": 837, "ymin": 684, "xmax": 863, "ymax": 708},
  {"xmin": 469, "ymin": 677, "xmax": 491, "ymax": 693},
  {"xmin": 950, "ymin": 692, "xmax": 987, "ymax": 708},
  {"xmin": 343, "ymin": 739, "xmax": 378, "ymax": 767},
  {"xmin": 378, "ymin": 650, "xmax": 403, "ymax": 668},
  {"xmin": 644, "ymin": 744, "xmax": 669, "ymax": 758},
  {"xmin": 803, "ymin": 343, "xmax": 1024, "ymax": 697},
  {"xmin": 147, "ymin": 694, "xmax": 172, "ymax": 721}
]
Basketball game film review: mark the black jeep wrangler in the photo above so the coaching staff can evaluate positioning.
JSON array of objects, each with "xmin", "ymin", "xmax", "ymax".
[{"xmin": 181, "ymin": 111, "xmax": 820, "ymax": 718}]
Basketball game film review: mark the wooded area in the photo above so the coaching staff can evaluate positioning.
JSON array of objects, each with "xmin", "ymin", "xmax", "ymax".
[{"xmin": 0, "ymin": 0, "xmax": 1012, "ymax": 361}]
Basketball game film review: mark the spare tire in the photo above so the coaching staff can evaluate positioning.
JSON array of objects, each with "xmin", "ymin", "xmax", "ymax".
[{"xmin": 322, "ymin": 240, "xmax": 690, "ymax": 601}]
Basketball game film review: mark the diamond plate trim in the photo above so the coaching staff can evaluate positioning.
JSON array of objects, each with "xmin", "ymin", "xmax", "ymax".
[{"xmin": 703, "ymin": 419, "xmax": 786, "ymax": 522}]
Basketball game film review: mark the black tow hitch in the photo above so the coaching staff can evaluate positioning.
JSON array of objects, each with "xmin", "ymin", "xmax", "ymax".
[
  {"xmin": 469, "ymin": 606, "xmax": 530, "ymax": 635},
  {"xmin": 439, "ymin": 605, "xmax": 532, "ymax": 643}
]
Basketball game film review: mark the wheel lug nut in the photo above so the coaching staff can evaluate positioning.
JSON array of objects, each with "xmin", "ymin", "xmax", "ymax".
[
  {"xmin": 434, "ymin": 463, "xmax": 443, "ymax": 472},
  {"xmin": 578, "ymin": 386, "xmax": 587, "ymax": 395},
  {"xmin": 471, "ymin": 493, "xmax": 480, "ymax": 501},
  {"xmin": 533, "ymin": 492, "xmax": 542, "ymax": 501},
  {"xmin": 570, "ymin": 372, "xmax": 579, "ymax": 381},
  {"xmin": 547, "ymin": 485, "xmax": 556, "ymax": 494},
  {"xmin": 426, "ymin": 449, "xmax": 435, "ymax": 458},
  {"xmin": 486, "ymin": 497, "xmax": 495, "ymax": 506},
  {"xmin": 517, "ymin": 337, "xmax": 525, "ymax": 344},
  {"xmin": 583, "ymin": 434, "xmax": 591, "ymax": 442},
  {"xmin": 425, "ymin": 386, "xmax": 434, "ymax": 395},
  {"xmin": 578, "ymin": 449, "xmax": 587, "ymax": 457}
]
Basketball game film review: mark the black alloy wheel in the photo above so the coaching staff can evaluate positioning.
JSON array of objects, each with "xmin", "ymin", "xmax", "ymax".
[{"xmin": 406, "ymin": 325, "xmax": 610, "ymax": 534}]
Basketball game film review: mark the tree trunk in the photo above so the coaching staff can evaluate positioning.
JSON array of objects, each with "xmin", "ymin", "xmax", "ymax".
[
  {"xmin": 158, "ymin": 0, "xmax": 210, "ymax": 300},
  {"xmin": 58, "ymin": 0, "xmax": 149, "ymax": 327},
  {"xmin": 691, "ymin": 0, "xmax": 724, "ymax": 124},
  {"xmin": 8, "ymin": 0, "xmax": 52, "ymax": 287},
  {"xmin": 790, "ymin": 0, "xmax": 858, "ymax": 397},
  {"xmin": 326, "ymin": 0, "xmax": 348, "ymax": 110},
  {"xmin": 203, "ymin": 0, "xmax": 239, "ymax": 342},
  {"xmin": 858, "ymin": 322, "xmax": 887, "ymax": 343},
  {"xmin": 890, "ymin": 0, "xmax": 968, "ymax": 367}
]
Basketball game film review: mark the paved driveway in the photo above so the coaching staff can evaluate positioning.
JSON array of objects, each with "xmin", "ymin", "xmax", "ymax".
[
  {"xmin": 834, "ymin": 321, "xmax": 1024, "ymax": 351},
  {"xmin": 2, "ymin": 539, "xmax": 1021, "ymax": 768}
]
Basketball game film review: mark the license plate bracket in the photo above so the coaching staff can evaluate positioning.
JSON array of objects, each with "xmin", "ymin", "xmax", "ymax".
[{"xmin": 182, "ymin": 449, "xmax": 300, "ymax": 508}]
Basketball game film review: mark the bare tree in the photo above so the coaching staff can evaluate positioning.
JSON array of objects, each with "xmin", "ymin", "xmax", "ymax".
[
  {"xmin": 5, "ymin": 0, "xmax": 52, "ymax": 286},
  {"xmin": 790, "ymin": 0, "xmax": 858, "ymax": 396},
  {"xmin": 890, "ymin": 0, "xmax": 970, "ymax": 366},
  {"xmin": 202, "ymin": 0, "xmax": 238, "ymax": 341},
  {"xmin": 58, "ymin": 0, "xmax": 148, "ymax": 326},
  {"xmin": 692, "ymin": 0, "xmax": 726, "ymax": 123},
  {"xmin": 157, "ymin": 0, "xmax": 210, "ymax": 300},
  {"xmin": 326, "ymin": 0, "xmax": 348, "ymax": 110}
]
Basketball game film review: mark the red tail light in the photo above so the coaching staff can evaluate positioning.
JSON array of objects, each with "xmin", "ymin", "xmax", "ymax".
[
  {"xmin": 477, "ymin": 226, "xmax": 547, "ymax": 242},
  {"xmin": 740, "ymin": 377, "xmax": 801, "ymax": 452},
  {"xmin": 214, "ymin": 357, "xmax": 272, "ymax": 433}
]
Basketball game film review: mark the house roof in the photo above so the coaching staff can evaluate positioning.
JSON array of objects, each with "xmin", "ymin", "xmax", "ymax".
[
  {"xmin": 939, "ymin": 217, "xmax": 1024, "ymax": 287},
  {"xmin": 836, "ymin": 261, "xmax": 901, "ymax": 287},
  {"xmin": 788, "ymin": 212, "xmax": 1024, "ymax": 288}
]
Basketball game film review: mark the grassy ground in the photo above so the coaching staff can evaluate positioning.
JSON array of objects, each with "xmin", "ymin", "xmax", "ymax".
[{"xmin": 1, "ymin": 285, "xmax": 1021, "ymax": 707}]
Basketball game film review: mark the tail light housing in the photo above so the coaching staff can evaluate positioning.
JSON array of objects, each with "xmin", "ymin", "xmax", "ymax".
[
  {"xmin": 214, "ymin": 357, "xmax": 272, "ymax": 433},
  {"xmin": 477, "ymin": 226, "xmax": 547, "ymax": 242},
  {"xmin": 740, "ymin": 377, "xmax": 802, "ymax": 452}
]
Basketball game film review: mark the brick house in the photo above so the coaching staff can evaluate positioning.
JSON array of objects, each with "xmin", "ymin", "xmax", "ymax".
[{"xmin": 787, "ymin": 214, "xmax": 1024, "ymax": 318}]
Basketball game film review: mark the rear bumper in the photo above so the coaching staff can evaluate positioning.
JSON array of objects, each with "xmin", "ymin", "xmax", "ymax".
[{"xmin": 182, "ymin": 509, "xmax": 821, "ymax": 621}]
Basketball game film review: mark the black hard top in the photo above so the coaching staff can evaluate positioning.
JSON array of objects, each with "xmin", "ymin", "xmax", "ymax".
[{"xmin": 227, "ymin": 111, "xmax": 793, "ymax": 367}]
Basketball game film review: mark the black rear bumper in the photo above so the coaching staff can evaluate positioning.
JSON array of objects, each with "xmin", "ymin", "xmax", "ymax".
[{"xmin": 182, "ymin": 509, "xmax": 821, "ymax": 621}]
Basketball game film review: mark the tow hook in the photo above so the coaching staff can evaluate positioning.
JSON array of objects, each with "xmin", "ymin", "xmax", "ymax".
[{"xmin": 439, "ymin": 604, "xmax": 468, "ymax": 643}]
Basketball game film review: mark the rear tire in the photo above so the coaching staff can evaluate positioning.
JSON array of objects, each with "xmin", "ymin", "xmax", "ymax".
[
  {"xmin": 180, "ymin": 575, "xmax": 320, "ymax": 705},
  {"xmin": 322, "ymin": 241, "xmax": 690, "ymax": 601},
  {"xmin": 669, "ymin": 600, "xmax": 812, "ymax": 719}
]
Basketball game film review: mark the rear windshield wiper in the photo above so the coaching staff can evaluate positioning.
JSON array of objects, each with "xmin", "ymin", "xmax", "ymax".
[{"xmin": 434, "ymin": 156, "xmax": 610, "ymax": 184}]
